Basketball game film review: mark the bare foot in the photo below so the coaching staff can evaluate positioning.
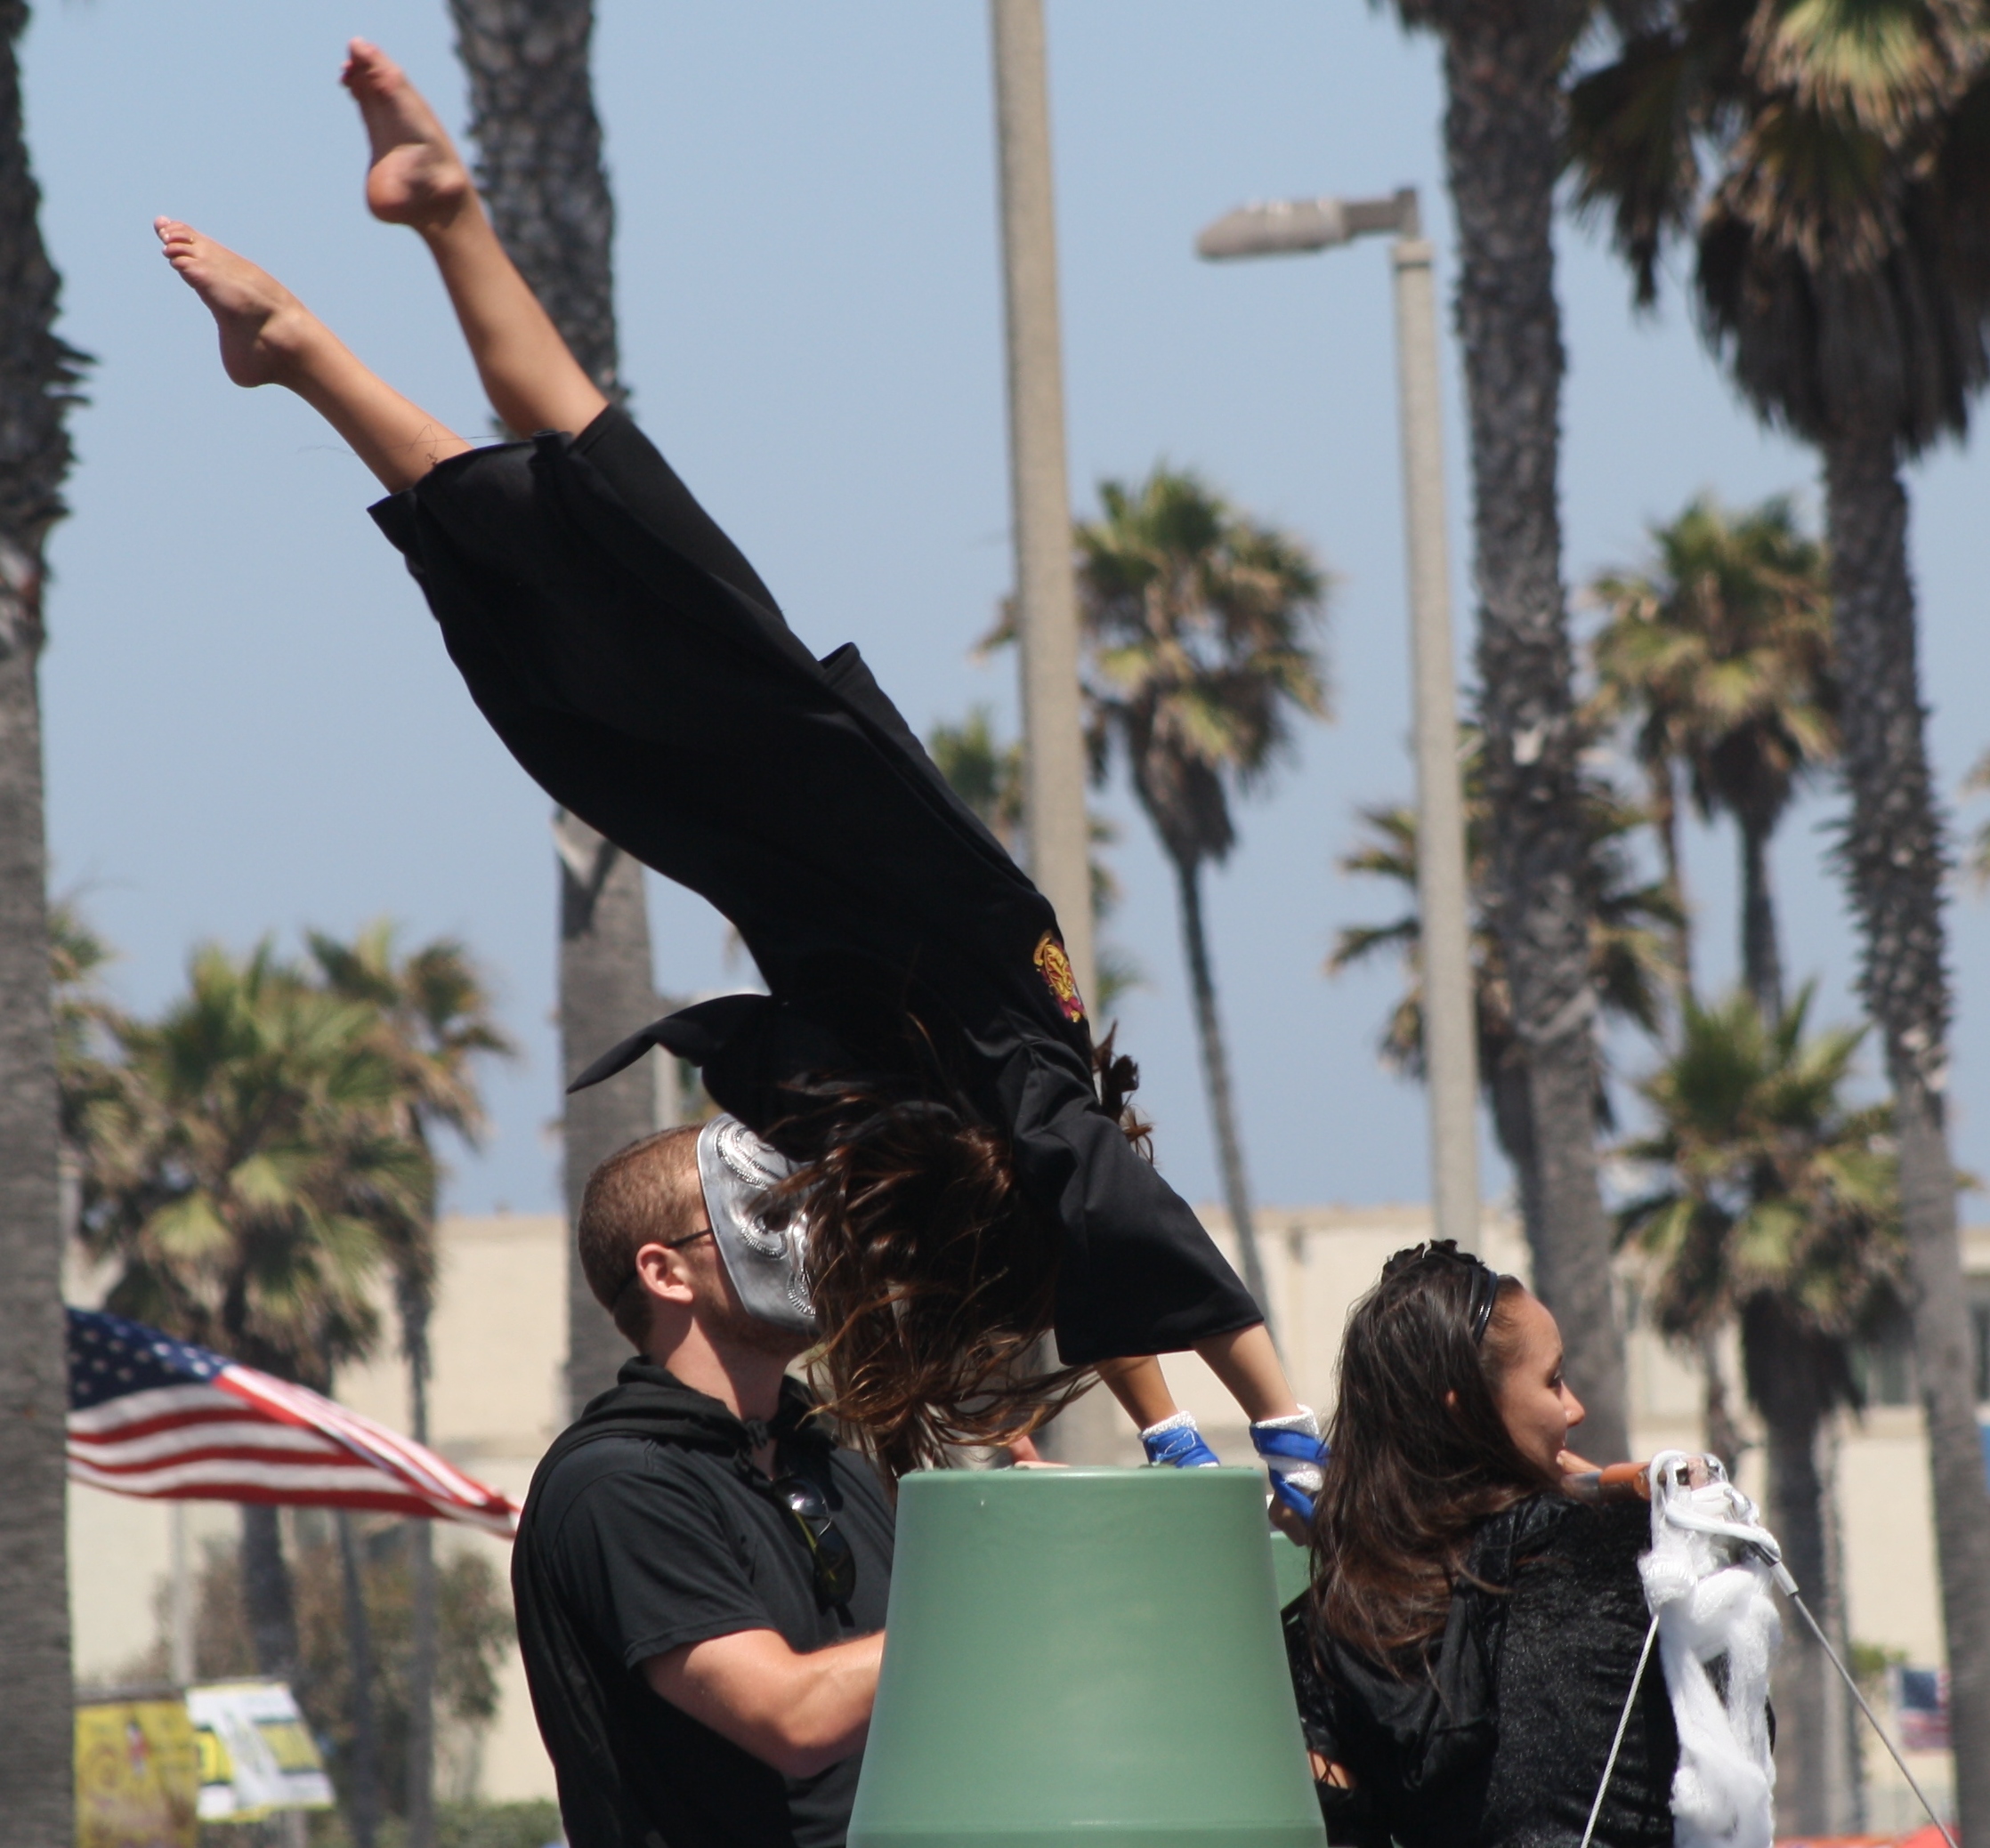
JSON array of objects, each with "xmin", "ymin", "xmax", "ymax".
[
  {"xmin": 341, "ymin": 39, "xmax": 472, "ymax": 231},
  {"xmin": 154, "ymin": 219, "xmax": 319, "ymax": 388}
]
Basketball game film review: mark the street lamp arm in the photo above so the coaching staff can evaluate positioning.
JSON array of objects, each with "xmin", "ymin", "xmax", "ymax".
[
  {"xmin": 1194, "ymin": 189, "xmax": 1418, "ymax": 262},
  {"xmin": 1197, "ymin": 197, "xmax": 1349, "ymax": 261}
]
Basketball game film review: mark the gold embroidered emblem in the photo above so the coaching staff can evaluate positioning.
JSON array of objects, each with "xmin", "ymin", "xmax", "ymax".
[{"xmin": 1033, "ymin": 931, "xmax": 1086, "ymax": 1025}]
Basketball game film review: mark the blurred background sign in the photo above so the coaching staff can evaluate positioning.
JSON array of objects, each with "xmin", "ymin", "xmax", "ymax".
[
  {"xmin": 185, "ymin": 1681, "xmax": 333, "ymax": 1821},
  {"xmin": 73, "ymin": 1694, "xmax": 198, "ymax": 1848}
]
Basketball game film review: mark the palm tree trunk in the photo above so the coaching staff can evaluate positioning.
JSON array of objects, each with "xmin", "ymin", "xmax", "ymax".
[
  {"xmin": 1739, "ymin": 815, "xmax": 1783, "ymax": 1023},
  {"xmin": 1169, "ymin": 854, "xmax": 1272, "ymax": 1329},
  {"xmin": 402, "ymin": 1293, "xmax": 438, "ymax": 1848},
  {"xmin": 1819, "ymin": 1425, "xmax": 1866, "ymax": 1828},
  {"xmin": 1743, "ymin": 1302, "xmax": 1859, "ymax": 1834},
  {"xmin": 0, "ymin": 599, "xmax": 69, "ymax": 1848},
  {"xmin": 1698, "ymin": 1329, "xmax": 1745, "ymax": 1474},
  {"xmin": 239, "ymin": 1503, "xmax": 302, "ymax": 1681},
  {"xmin": 1647, "ymin": 757, "xmax": 1692, "ymax": 997},
  {"xmin": 1823, "ymin": 425, "xmax": 1990, "ymax": 1832},
  {"xmin": 0, "ymin": 5, "xmax": 79, "ymax": 1837},
  {"xmin": 1436, "ymin": 0, "xmax": 1627, "ymax": 1458},
  {"xmin": 336, "ymin": 1513, "xmax": 382, "ymax": 1848},
  {"xmin": 556, "ymin": 829, "xmax": 659, "ymax": 1409},
  {"xmin": 449, "ymin": 0, "xmax": 656, "ymax": 1417},
  {"xmin": 448, "ymin": 0, "xmax": 620, "ymax": 396},
  {"xmin": 0, "ymin": 521, "xmax": 68, "ymax": 1848},
  {"xmin": 1486, "ymin": 1047, "xmax": 1542, "ymax": 1239}
]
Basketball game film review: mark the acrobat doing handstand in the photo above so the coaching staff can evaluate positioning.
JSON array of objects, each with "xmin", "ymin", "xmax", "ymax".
[{"xmin": 157, "ymin": 40, "xmax": 1328, "ymax": 1520}]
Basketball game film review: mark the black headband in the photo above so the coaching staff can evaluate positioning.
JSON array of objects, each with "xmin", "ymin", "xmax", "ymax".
[
  {"xmin": 1383, "ymin": 1239, "xmax": 1503, "ymax": 1344},
  {"xmin": 1467, "ymin": 1262, "xmax": 1503, "ymax": 1345}
]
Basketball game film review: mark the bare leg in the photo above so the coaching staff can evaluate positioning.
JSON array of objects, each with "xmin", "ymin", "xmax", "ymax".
[
  {"xmin": 341, "ymin": 40, "xmax": 608, "ymax": 440},
  {"xmin": 1102, "ymin": 1329, "xmax": 1302, "ymax": 1431},
  {"xmin": 155, "ymin": 219, "xmax": 469, "ymax": 494},
  {"xmin": 1099, "ymin": 1356, "xmax": 1180, "ymax": 1429}
]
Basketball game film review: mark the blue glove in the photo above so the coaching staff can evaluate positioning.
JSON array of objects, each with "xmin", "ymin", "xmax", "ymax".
[
  {"xmin": 1141, "ymin": 1411, "xmax": 1222, "ymax": 1469},
  {"xmin": 1252, "ymin": 1409, "xmax": 1328, "ymax": 1520}
]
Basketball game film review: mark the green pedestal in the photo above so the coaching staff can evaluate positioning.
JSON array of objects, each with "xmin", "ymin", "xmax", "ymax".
[
  {"xmin": 848, "ymin": 1466, "xmax": 1326, "ymax": 1848},
  {"xmin": 1270, "ymin": 1533, "xmax": 1312, "ymax": 1613}
]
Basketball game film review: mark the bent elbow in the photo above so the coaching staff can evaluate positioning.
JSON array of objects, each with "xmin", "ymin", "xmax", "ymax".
[{"xmin": 764, "ymin": 1725, "xmax": 864, "ymax": 1781}]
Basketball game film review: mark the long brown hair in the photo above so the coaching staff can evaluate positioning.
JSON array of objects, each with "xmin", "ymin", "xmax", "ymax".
[
  {"xmin": 768, "ymin": 1030, "xmax": 1149, "ymax": 1482},
  {"xmin": 1308, "ymin": 1242, "xmax": 1553, "ymax": 1667}
]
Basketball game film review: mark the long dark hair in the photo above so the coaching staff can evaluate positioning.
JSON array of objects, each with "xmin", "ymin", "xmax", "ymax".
[
  {"xmin": 766, "ymin": 1030, "xmax": 1150, "ymax": 1482},
  {"xmin": 1309, "ymin": 1241, "xmax": 1553, "ymax": 1666}
]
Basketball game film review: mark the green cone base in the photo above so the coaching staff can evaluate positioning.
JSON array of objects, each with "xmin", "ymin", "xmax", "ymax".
[{"xmin": 849, "ymin": 1465, "xmax": 1326, "ymax": 1848}]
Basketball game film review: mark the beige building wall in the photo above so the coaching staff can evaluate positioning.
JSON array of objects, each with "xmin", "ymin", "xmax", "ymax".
[
  {"xmin": 68, "ymin": 1212, "xmax": 569, "ymax": 1804},
  {"xmin": 68, "ymin": 1205, "xmax": 1986, "ymax": 1820}
]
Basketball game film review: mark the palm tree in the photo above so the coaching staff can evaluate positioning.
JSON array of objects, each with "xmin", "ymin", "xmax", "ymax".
[
  {"xmin": 1072, "ymin": 467, "xmax": 1326, "ymax": 1324},
  {"xmin": 51, "ymin": 902, "xmax": 125, "ymax": 1166},
  {"xmin": 307, "ymin": 922, "xmax": 512, "ymax": 1846},
  {"xmin": 1331, "ymin": 729, "xmax": 1679, "ymax": 1239},
  {"xmin": 0, "ymin": 0, "xmax": 86, "ymax": 1829},
  {"xmin": 67, "ymin": 942, "xmax": 429, "ymax": 1695},
  {"xmin": 928, "ymin": 706, "xmax": 1141, "ymax": 1013},
  {"xmin": 1961, "ymin": 747, "xmax": 1990, "ymax": 885},
  {"xmin": 1589, "ymin": 494, "xmax": 1837, "ymax": 1019},
  {"xmin": 446, "ymin": 1, "xmax": 658, "ymax": 1441},
  {"xmin": 1618, "ymin": 986, "xmax": 1900, "ymax": 1831},
  {"xmin": 929, "ymin": 707, "xmax": 1025, "ymax": 850},
  {"xmin": 1380, "ymin": 0, "xmax": 1630, "ymax": 1461},
  {"xmin": 1568, "ymin": 7, "xmax": 1990, "ymax": 1814}
]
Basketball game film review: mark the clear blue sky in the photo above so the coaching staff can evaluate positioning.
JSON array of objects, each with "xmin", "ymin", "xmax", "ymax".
[{"xmin": 28, "ymin": 2, "xmax": 1990, "ymax": 1222}]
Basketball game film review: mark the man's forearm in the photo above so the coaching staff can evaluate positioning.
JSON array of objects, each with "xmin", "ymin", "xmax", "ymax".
[
  {"xmin": 644, "ymin": 1628, "xmax": 886, "ymax": 1779},
  {"xmin": 781, "ymin": 1631, "xmax": 885, "ymax": 1769}
]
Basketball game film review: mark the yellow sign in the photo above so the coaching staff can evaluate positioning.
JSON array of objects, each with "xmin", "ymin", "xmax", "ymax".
[
  {"xmin": 74, "ymin": 1699, "xmax": 198, "ymax": 1848},
  {"xmin": 185, "ymin": 1680, "xmax": 333, "ymax": 1820}
]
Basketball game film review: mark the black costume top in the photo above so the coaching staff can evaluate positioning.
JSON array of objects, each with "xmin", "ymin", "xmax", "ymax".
[
  {"xmin": 1286, "ymin": 1497, "xmax": 1679, "ymax": 1848},
  {"xmin": 371, "ymin": 408, "xmax": 1260, "ymax": 1364},
  {"xmin": 513, "ymin": 1360, "xmax": 895, "ymax": 1848}
]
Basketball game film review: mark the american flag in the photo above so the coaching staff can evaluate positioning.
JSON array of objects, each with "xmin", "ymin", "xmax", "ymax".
[
  {"xmin": 67, "ymin": 1307, "xmax": 520, "ymax": 1538},
  {"xmin": 1894, "ymin": 1665, "xmax": 1949, "ymax": 1753}
]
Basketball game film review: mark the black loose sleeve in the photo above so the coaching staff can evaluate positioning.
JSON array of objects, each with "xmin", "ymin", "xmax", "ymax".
[{"xmin": 372, "ymin": 412, "xmax": 1262, "ymax": 1365}]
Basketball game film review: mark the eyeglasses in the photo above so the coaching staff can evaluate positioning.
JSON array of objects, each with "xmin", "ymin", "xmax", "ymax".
[{"xmin": 770, "ymin": 1472, "xmax": 857, "ymax": 1610}]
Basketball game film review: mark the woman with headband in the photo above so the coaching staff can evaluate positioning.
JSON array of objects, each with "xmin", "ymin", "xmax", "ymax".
[{"xmin": 1288, "ymin": 1242, "xmax": 1691, "ymax": 1848}]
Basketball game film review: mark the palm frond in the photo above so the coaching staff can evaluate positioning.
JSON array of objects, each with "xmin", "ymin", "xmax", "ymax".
[{"xmin": 1075, "ymin": 465, "xmax": 1330, "ymax": 876}]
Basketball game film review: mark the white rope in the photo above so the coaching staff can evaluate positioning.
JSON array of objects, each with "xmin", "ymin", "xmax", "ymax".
[
  {"xmin": 1580, "ymin": 1610, "xmax": 1661, "ymax": 1848},
  {"xmin": 1780, "ymin": 1588, "xmax": 1957, "ymax": 1848}
]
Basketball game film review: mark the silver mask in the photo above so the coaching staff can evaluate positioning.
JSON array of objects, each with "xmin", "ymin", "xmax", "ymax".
[{"xmin": 695, "ymin": 1115, "xmax": 816, "ymax": 1336}]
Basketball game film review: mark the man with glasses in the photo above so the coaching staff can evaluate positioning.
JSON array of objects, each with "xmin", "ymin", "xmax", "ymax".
[{"xmin": 513, "ymin": 1118, "xmax": 895, "ymax": 1848}]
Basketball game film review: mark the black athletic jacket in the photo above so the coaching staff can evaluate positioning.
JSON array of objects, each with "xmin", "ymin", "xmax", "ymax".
[
  {"xmin": 370, "ymin": 408, "xmax": 1259, "ymax": 1364},
  {"xmin": 1287, "ymin": 1497, "xmax": 1679, "ymax": 1848}
]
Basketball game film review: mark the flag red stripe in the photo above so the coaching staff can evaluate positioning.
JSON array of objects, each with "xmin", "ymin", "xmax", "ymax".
[
  {"xmin": 77, "ymin": 1444, "xmax": 376, "ymax": 1475},
  {"xmin": 68, "ymin": 1354, "xmax": 519, "ymax": 1536}
]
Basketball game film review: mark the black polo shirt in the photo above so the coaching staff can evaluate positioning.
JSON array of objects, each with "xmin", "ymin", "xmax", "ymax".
[{"xmin": 520, "ymin": 1376, "xmax": 894, "ymax": 1848}]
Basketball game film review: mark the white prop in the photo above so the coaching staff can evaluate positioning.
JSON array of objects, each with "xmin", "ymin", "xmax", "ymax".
[
  {"xmin": 1582, "ymin": 1452, "xmax": 1956, "ymax": 1848},
  {"xmin": 1638, "ymin": 1453, "xmax": 1780, "ymax": 1848}
]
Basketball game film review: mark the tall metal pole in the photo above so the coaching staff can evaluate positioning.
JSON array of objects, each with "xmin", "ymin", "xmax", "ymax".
[
  {"xmin": 989, "ymin": 0, "xmax": 1096, "ymax": 1008},
  {"xmin": 1389, "ymin": 198, "xmax": 1480, "ymax": 1247},
  {"xmin": 991, "ymin": 0, "xmax": 1121, "ymax": 1464},
  {"xmin": 170, "ymin": 1501, "xmax": 195, "ymax": 1687}
]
